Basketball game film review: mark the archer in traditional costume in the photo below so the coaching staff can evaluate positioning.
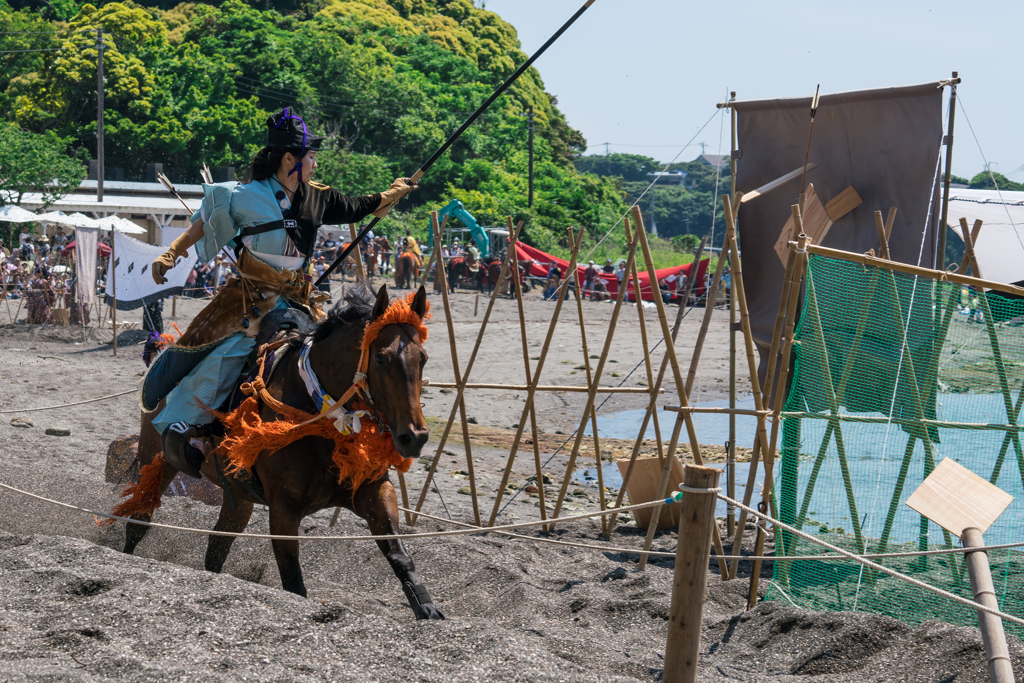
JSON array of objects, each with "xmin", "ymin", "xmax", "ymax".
[{"xmin": 142, "ymin": 108, "xmax": 415, "ymax": 478}]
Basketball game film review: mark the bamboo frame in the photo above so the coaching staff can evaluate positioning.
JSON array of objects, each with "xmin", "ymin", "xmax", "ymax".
[
  {"xmin": 632, "ymin": 206, "xmax": 728, "ymax": 572},
  {"xmin": 430, "ymin": 210, "xmax": 481, "ymax": 525},
  {"xmin": 507, "ymin": 216, "xmax": 550, "ymax": 530},
  {"xmin": 411, "ymin": 220, "xmax": 525, "ymax": 524},
  {"xmin": 486, "ymin": 226, "xmax": 585, "ymax": 526},
  {"xmin": 605, "ymin": 236, "xmax": 707, "ymax": 536},
  {"xmin": 568, "ymin": 226, "xmax": 610, "ymax": 533}
]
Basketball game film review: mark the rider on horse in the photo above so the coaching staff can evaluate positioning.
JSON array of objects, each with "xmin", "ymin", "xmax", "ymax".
[{"xmin": 145, "ymin": 107, "xmax": 416, "ymax": 478}]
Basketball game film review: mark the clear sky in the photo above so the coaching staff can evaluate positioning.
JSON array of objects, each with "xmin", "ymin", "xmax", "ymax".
[{"xmin": 484, "ymin": 0, "xmax": 1022, "ymax": 180}]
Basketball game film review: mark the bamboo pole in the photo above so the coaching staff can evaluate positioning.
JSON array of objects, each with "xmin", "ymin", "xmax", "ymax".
[
  {"xmin": 569, "ymin": 227, "xmax": 608, "ymax": 533},
  {"xmin": 663, "ymin": 465, "xmax": 721, "ymax": 683},
  {"xmin": 423, "ymin": 382, "xmax": 659, "ymax": 394},
  {"xmin": 605, "ymin": 237, "xmax": 707, "ymax": 536},
  {"xmin": 633, "ymin": 206, "xmax": 724, "ymax": 570},
  {"xmin": 963, "ymin": 527, "xmax": 1016, "ymax": 683},
  {"xmin": 348, "ymin": 224, "xmax": 366, "ymax": 282},
  {"xmin": 667, "ymin": 406, "xmax": 767, "ymax": 416},
  {"xmin": 486, "ymin": 226, "xmax": 585, "ymax": 527},
  {"xmin": 549, "ymin": 220, "xmax": 636, "ymax": 525},
  {"xmin": 474, "ymin": 291, "xmax": 479, "ymax": 317},
  {"xmin": 507, "ymin": 216, "xmax": 549, "ymax": 530},
  {"xmin": 431, "ymin": 210, "xmax": 481, "ymax": 525},
  {"xmin": 805, "ymin": 243, "xmax": 1024, "ymax": 298},
  {"xmin": 411, "ymin": 220, "xmax": 525, "ymax": 523},
  {"xmin": 874, "ymin": 210, "xmax": 890, "ymax": 260},
  {"xmin": 111, "ymin": 229, "xmax": 117, "ymax": 356}
]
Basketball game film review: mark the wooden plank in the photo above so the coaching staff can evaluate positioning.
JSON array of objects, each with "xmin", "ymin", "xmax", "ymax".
[
  {"xmin": 616, "ymin": 457, "xmax": 685, "ymax": 529},
  {"xmin": 824, "ymin": 185, "xmax": 863, "ymax": 222},
  {"xmin": 906, "ymin": 457, "xmax": 1014, "ymax": 538},
  {"xmin": 774, "ymin": 184, "xmax": 833, "ymax": 265},
  {"xmin": 740, "ymin": 163, "xmax": 818, "ymax": 203}
]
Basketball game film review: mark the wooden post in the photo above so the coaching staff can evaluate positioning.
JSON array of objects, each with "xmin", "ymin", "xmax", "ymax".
[
  {"xmin": 420, "ymin": 216, "xmax": 447, "ymax": 293},
  {"xmin": 663, "ymin": 465, "xmax": 722, "ymax": 683},
  {"xmin": 171, "ymin": 294, "xmax": 176, "ymax": 321},
  {"xmin": 488, "ymin": 226, "xmax": 585, "ymax": 527},
  {"xmin": 963, "ymin": 527, "xmax": 1016, "ymax": 683},
  {"xmin": 474, "ymin": 291, "xmax": 480, "ymax": 317},
  {"xmin": 412, "ymin": 221, "xmax": 525, "ymax": 523},
  {"xmin": 431, "ymin": 210, "xmax": 481, "ymax": 525},
  {"xmin": 507, "ymin": 216, "xmax": 549, "ymax": 529}
]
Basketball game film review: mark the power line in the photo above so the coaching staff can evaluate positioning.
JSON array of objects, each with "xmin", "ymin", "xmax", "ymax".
[{"xmin": 0, "ymin": 47, "xmax": 63, "ymax": 53}]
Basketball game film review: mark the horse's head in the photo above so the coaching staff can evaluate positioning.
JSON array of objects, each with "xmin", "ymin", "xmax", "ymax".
[{"xmin": 366, "ymin": 284, "xmax": 430, "ymax": 459}]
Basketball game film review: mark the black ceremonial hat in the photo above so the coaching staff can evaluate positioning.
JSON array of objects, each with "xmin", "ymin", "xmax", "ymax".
[{"xmin": 266, "ymin": 107, "xmax": 323, "ymax": 151}]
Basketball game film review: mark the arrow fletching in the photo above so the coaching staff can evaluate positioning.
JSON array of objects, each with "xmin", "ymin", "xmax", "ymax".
[
  {"xmin": 810, "ymin": 84, "xmax": 820, "ymax": 119},
  {"xmin": 200, "ymin": 163, "xmax": 213, "ymax": 185},
  {"xmin": 156, "ymin": 172, "xmax": 176, "ymax": 195}
]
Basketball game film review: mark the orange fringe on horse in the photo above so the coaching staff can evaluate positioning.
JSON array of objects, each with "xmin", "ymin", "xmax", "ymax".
[
  {"xmin": 97, "ymin": 453, "xmax": 167, "ymax": 526},
  {"xmin": 213, "ymin": 294, "xmax": 428, "ymax": 491}
]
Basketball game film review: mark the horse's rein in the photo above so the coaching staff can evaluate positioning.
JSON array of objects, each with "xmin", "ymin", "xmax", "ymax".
[{"xmin": 240, "ymin": 327, "xmax": 374, "ymax": 431}]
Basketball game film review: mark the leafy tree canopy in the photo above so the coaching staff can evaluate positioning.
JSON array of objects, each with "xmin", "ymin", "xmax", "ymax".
[
  {"xmin": 0, "ymin": 123, "xmax": 87, "ymax": 207},
  {"xmin": 0, "ymin": 0, "xmax": 626, "ymax": 250},
  {"xmin": 968, "ymin": 171, "xmax": 1024, "ymax": 192}
]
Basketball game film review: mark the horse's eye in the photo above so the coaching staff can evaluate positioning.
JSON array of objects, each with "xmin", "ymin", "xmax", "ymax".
[{"xmin": 375, "ymin": 352, "xmax": 386, "ymax": 365}]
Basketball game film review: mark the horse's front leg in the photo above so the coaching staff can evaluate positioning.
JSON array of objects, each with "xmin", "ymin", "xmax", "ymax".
[
  {"xmin": 268, "ymin": 504, "xmax": 307, "ymax": 597},
  {"xmin": 355, "ymin": 476, "xmax": 444, "ymax": 620},
  {"xmin": 205, "ymin": 497, "xmax": 254, "ymax": 573}
]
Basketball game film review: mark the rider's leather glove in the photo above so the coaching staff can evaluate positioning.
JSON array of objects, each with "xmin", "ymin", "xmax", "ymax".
[
  {"xmin": 152, "ymin": 232, "xmax": 192, "ymax": 285},
  {"xmin": 373, "ymin": 178, "xmax": 418, "ymax": 218}
]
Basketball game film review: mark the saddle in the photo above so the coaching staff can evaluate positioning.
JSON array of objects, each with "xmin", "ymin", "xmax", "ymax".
[{"xmin": 207, "ymin": 307, "xmax": 317, "ymax": 508}]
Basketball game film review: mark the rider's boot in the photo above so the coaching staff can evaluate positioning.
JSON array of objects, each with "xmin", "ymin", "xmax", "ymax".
[{"xmin": 161, "ymin": 421, "xmax": 208, "ymax": 479}]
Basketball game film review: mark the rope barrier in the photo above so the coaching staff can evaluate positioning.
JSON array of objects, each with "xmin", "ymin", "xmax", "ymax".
[
  {"xmin": 0, "ymin": 480, "xmax": 667, "ymax": 542},
  {"xmin": 702, "ymin": 486, "xmax": 1024, "ymax": 628},
  {"xmin": 0, "ymin": 388, "xmax": 136, "ymax": 414}
]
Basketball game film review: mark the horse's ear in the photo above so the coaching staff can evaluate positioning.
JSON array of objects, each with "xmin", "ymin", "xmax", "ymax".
[
  {"xmin": 412, "ymin": 286, "xmax": 427, "ymax": 318},
  {"xmin": 372, "ymin": 284, "xmax": 389, "ymax": 319}
]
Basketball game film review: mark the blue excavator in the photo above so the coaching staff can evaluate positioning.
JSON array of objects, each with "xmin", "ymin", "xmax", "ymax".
[{"xmin": 426, "ymin": 199, "xmax": 506, "ymax": 257}]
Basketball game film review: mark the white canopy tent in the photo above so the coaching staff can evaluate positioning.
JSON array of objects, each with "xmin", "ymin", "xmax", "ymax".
[
  {"xmin": 93, "ymin": 215, "xmax": 147, "ymax": 235},
  {"xmin": 947, "ymin": 189, "xmax": 1024, "ymax": 286},
  {"xmin": 0, "ymin": 205, "xmax": 40, "ymax": 222}
]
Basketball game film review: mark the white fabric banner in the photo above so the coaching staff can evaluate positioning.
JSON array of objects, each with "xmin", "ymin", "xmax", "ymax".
[
  {"xmin": 105, "ymin": 229, "xmax": 197, "ymax": 310},
  {"xmin": 75, "ymin": 227, "xmax": 98, "ymax": 306}
]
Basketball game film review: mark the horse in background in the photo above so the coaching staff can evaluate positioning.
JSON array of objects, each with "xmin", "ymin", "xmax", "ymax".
[{"xmin": 394, "ymin": 252, "xmax": 421, "ymax": 289}]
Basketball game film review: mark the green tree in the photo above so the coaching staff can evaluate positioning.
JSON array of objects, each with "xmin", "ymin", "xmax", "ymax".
[
  {"xmin": 968, "ymin": 171, "xmax": 1024, "ymax": 192},
  {"xmin": 0, "ymin": 124, "xmax": 86, "ymax": 207}
]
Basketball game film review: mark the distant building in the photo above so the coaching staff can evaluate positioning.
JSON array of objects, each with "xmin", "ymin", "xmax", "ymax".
[{"xmin": 693, "ymin": 154, "xmax": 730, "ymax": 171}]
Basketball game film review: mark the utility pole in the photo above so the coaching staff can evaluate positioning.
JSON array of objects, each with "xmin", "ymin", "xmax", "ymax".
[
  {"xmin": 604, "ymin": 142, "xmax": 610, "ymax": 156},
  {"xmin": 528, "ymin": 106, "xmax": 534, "ymax": 208},
  {"xmin": 698, "ymin": 142, "xmax": 707, "ymax": 155},
  {"xmin": 96, "ymin": 27, "xmax": 105, "ymax": 202},
  {"xmin": 649, "ymin": 184, "xmax": 657, "ymax": 235}
]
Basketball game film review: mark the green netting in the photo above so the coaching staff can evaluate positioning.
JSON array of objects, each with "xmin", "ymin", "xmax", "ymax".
[{"xmin": 772, "ymin": 253, "xmax": 1024, "ymax": 633}]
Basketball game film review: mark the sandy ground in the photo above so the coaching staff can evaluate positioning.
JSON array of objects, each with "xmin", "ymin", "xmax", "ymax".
[{"xmin": 0, "ymin": 280, "xmax": 1017, "ymax": 681}]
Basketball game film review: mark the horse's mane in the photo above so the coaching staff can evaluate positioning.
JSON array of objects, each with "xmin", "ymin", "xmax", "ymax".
[{"xmin": 304, "ymin": 284, "xmax": 375, "ymax": 344}]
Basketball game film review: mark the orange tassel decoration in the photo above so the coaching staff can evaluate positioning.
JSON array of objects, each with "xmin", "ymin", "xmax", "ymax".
[
  {"xmin": 97, "ymin": 453, "xmax": 167, "ymax": 527},
  {"xmin": 212, "ymin": 293, "xmax": 428, "ymax": 494}
]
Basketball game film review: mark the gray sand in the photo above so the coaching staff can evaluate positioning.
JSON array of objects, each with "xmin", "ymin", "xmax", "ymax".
[{"xmin": 0, "ymin": 285, "xmax": 1019, "ymax": 680}]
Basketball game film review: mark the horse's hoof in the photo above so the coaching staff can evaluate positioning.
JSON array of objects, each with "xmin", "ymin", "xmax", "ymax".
[{"xmin": 418, "ymin": 603, "xmax": 445, "ymax": 620}]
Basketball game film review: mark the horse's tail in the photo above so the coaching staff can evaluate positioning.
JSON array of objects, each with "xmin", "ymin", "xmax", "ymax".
[{"xmin": 96, "ymin": 453, "xmax": 167, "ymax": 527}]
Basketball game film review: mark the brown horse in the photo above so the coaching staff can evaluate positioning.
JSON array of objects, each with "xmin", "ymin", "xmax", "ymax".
[
  {"xmin": 480, "ymin": 256, "xmax": 503, "ymax": 296},
  {"xmin": 394, "ymin": 252, "xmax": 420, "ymax": 289},
  {"xmin": 121, "ymin": 285, "xmax": 442, "ymax": 619},
  {"xmin": 447, "ymin": 256, "xmax": 469, "ymax": 292}
]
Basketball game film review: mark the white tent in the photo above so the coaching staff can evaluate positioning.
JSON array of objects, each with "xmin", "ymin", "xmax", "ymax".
[
  {"xmin": 946, "ymin": 189, "xmax": 1024, "ymax": 286},
  {"xmin": 94, "ymin": 215, "xmax": 147, "ymax": 235},
  {"xmin": 34, "ymin": 211, "xmax": 96, "ymax": 228},
  {"xmin": 0, "ymin": 205, "xmax": 40, "ymax": 223}
]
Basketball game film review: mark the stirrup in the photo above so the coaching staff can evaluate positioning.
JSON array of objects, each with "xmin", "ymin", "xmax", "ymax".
[{"xmin": 161, "ymin": 422, "xmax": 207, "ymax": 479}]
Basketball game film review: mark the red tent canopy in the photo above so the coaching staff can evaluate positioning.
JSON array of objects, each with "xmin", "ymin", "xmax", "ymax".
[
  {"xmin": 63, "ymin": 240, "xmax": 110, "ymax": 256},
  {"xmin": 513, "ymin": 242, "xmax": 709, "ymax": 302}
]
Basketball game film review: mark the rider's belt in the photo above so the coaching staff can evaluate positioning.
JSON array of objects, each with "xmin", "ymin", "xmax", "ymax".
[{"xmin": 241, "ymin": 219, "xmax": 298, "ymax": 237}]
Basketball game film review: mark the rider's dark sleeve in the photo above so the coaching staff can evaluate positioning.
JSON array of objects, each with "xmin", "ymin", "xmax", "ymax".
[{"xmin": 319, "ymin": 186, "xmax": 382, "ymax": 225}]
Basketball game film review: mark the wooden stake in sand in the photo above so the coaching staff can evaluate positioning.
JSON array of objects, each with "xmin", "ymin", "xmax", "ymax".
[
  {"xmin": 663, "ymin": 465, "xmax": 722, "ymax": 683},
  {"xmin": 431, "ymin": 210, "xmax": 481, "ymax": 525},
  {"xmin": 411, "ymin": 220, "xmax": 525, "ymax": 524},
  {"xmin": 487, "ymin": 226, "xmax": 585, "ymax": 527},
  {"xmin": 111, "ymin": 228, "xmax": 117, "ymax": 356}
]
